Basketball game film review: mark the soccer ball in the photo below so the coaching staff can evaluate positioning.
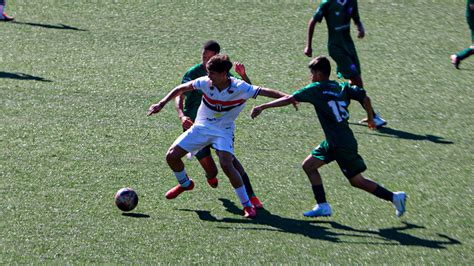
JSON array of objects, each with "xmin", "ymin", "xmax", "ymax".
[{"xmin": 114, "ymin": 187, "xmax": 139, "ymax": 212}]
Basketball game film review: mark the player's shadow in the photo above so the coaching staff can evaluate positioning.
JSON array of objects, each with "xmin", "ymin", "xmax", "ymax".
[
  {"xmin": 121, "ymin": 212, "xmax": 150, "ymax": 218},
  {"xmin": 12, "ymin": 21, "xmax": 87, "ymax": 31},
  {"xmin": 0, "ymin": 71, "xmax": 52, "ymax": 82},
  {"xmin": 181, "ymin": 198, "xmax": 460, "ymax": 249},
  {"xmin": 350, "ymin": 123, "xmax": 453, "ymax": 144},
  {"xmin": 316, "ymin": 221, "xmax": 460, "ymax": 249}
]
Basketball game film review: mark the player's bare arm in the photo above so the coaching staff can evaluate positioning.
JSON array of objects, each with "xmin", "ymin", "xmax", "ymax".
[
  {"xmin": 234, "ymin": 62, "xmax": 252, "ymax": 84},
  {"xmin": 355, "ymin": 21, "xmax": 365, "ymax": 39},
  {"xmin": 305, "ymin": 18, "xmax": 317, "ymax": 57},
  {"xmin": 148, "ymin": 82, "xmax": 194, "ymax": 116},
  {"xmin": 174, "ymin": 95, "xmax": 194, "ymax": 130},
  {"xmin": 251, "ymin": 95, "xmax": 296, "ymax": 119}
]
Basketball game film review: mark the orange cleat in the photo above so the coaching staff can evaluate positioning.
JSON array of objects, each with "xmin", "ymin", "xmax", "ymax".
[
  {"xmin": 165, "ymin": 179, "xmax": 195, "ymax": 199},
  {"xmin": 206, "ymin": 176, "xmax": 218, "ymax": 188},
  {"xmin": 1, "ymin": 13, "xmax": 14, "ymax": 22},
  {"xmin": 250, "ymin": 196, "xmax": 264, "ymax": 209},
  {"xmin": 243, "ymin": 205, "xmax": 256, "ymax": 218}
]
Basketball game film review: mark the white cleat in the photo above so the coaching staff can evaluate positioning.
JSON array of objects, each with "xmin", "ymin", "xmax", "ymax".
[
  {"xmin": 303, "ymin": 203, "xmax": 332, "ymax": 217},
  {"xmin": 392, "ymin": 191, "xmax": 406, "ymax": 217},
  {"xmin": 373, "ymin": 115, "xmax": 387, "ymax": 128}
]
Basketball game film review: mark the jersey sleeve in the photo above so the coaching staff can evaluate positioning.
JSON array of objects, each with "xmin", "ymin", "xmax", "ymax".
[
  {"xmin": 192, "ymin": 76, "xmax": 210, "ymax": 92},
  {"xmin": 238, "ymin": 81, "xmax": 261, "ymax": 100},
  {"xmin": 292, "ymin": 85, "xmax": 314, "ymax": 103},
  {"xmin": 351, "ymin": 0, "xmax": 361, "ymax": 24},
  {"xmin": 312, "ymin": 0, "xmax": 328, "ymax": 23}
]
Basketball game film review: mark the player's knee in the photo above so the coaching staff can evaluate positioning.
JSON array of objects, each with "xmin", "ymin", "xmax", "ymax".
[
  {"xmin": 348, "ymin": 175, "xmax": 363, "ymax": 188},
  {"xmin": 302, "ymin": 159, "xmax": 315, "ymax": 174},
  {"xmin": 218, "ymin": 157, "xmax": 234, "ymax": 171},
  {"xmin": 166, "ymin": 147, "xmax": 179, "ymax": 164}
]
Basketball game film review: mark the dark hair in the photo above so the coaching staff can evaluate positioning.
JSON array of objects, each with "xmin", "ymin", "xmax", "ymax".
[
  {"xmin": 308, "ymin": 56, "xmax": 331, "ymax": 77},
  {"xmin": 203, "ymin": 40, "xmax": 221, "ymax": 53},
  {"xmin": 206, "ymin": 54, "xmax": 233, "ymax": 73}
]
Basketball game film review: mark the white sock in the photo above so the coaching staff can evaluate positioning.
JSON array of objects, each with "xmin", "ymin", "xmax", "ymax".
[
  {"xmin": 235, "ymin": 185, "xmax": 251, "ymax": 207},
  {"xmin": 173, "ymin": 169, "xmax": 190, "ymax": 187}
]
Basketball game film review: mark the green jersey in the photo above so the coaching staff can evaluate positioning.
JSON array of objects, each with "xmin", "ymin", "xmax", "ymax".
[
  {"xmin": 313, "ymin": 0, "xmax": 361, "ymax": 46},
  {"xmin": 292, "ymin": 80, "xmax": 366, "ymax": 149},
  {"xmin": 181, "ymin": 63, "xmax": 207, "ymax": 121}
]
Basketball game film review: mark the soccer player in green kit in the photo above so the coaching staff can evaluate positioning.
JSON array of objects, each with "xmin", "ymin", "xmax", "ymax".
[
  {"xmin": 451, "ymin": 0, "xmax": 474, "ymax": 69},
  {"xmin": 251, "ymin": 56, "xmax": 406, "ymax": 218},
  {"xmin": 174, "ymin": 40, "xmax": 263, "ymax": 208},
  {"xmin": 304, "ymin": 0, "xmax": 387, "ymax": 128}
]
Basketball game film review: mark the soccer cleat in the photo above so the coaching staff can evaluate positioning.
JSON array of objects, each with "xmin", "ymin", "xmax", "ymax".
[
  {"xmin": 250, "ymin": 196, "xmax": 264, "ymax": 209},
  {"xmin": 206, "ymin": 176, "xmax": 218, "ymax": 188},
  {"xmin": 392, "ymin": 191, "xmax": 406, "ymax": 217},
  {"xmin": 0, "ymin": 13, "xmax": 14, "ymax": 22},
  {"xmin": 303, "ymin": 203, "xmax": 332, "ymax": 217},
  {"xmin": 243, "ymin": 205, "xmax": 257, "ymax": 218},
  {"xmin": 373, "ymin": 115, "xmax": 387, "ymax": 128},
  {"xmin": 165, "ymin": 179, "xmax": 195, "ymax": 199},
  {"xmin": 450, "ymin": 54, "xmax": 460, "ymax": 69}
]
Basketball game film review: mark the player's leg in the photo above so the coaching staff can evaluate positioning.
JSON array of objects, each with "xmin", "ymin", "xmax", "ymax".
[
  {"xmin": 302, "ymin": 141, "xmax": 332, "ymax": 217},
  {"xmin": 451, "ymin": 28, "xmax": 474, "ymax": 69},
  {"xmin": 0, "ymin": 0, "xmax": 14, "ymax": 21},
  {"xmin": 164, "ymin": 127, "xmax": 210, "ymax": 199},
  {"xmin": 336, "ymin": 148, "xmax": 406, "ymax": 217},
  {"xmin": 195, "ymin": 146, "xmax": 219, "ymax": 188},
  {"xmin": 216, "ymin": 150, "xmax": 256, "ymax": 218},
  {"xmin": 232, "ymin": 156, "xmax": 263, "ymax": 208},
  {"xmin": 165, "ymin": 144, "xmax": 195, "ymax": 199}
]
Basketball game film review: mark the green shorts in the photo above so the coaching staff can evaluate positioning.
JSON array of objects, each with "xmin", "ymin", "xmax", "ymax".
[
  {"xmin": 311, "ymin": 140, "xmax": 367, "ymax": 179},
  {"xmin": 328, "ymin": 44, "xmax": 361, "ymax": 79}
]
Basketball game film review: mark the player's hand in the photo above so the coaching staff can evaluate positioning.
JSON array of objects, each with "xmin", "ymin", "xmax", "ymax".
[
  {"xmin": 147, "ymin": 101, "xmax": 165, "ymax": 116},
  {"xmin": 304, "ymin": 46, "xmax": 312, "ymax": 57},
  {"xmin": 367, "ymin": 119, "xmax": 376, "ymax": 130},
  {"xmin": 180, "ymin": 116, "xmax": 194, "ymax": 130},
  {"xmin": 251, "ymin": 106, "xmax": 263, "ymax": 119},
  {"xmin": 291, "ymin": 100, "xmax": 299, "ymax": 111},
  {"xmin": 234, "ymin": 62, "xmax": 246, "ymax": 77},
  {"xmin": 357, "ymin": 24, "xmax": 365, "ymax": 39}
]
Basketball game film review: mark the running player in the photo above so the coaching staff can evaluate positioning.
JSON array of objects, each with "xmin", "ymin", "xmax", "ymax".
[
  {"xmin": 148, "ymin": 54, "xmax": 292, "ymax": 218},
  {"xmin": 304, "ymin": 0, "xmax": 386, "ymax": 128},
  {"xmin": 175, "ymin": 40, "xmax": 263, "ymax": 208},
  {"xmin": 451, "ymin": 0, "xmax": 474, "ymax": 69},
  {"xmin": 251, "ymin": 56, "xmax": 406, "ymax": 218}
]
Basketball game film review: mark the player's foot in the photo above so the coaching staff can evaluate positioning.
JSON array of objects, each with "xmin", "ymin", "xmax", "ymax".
[
  {"xmin": 303, "ymin": 203, "xmax": 332, "ymax": 217},
  {"xmin": 243, "ymin": 205, "xmax": 256, "ymax": 218},
  {"xmin": 165, "ymin": 179, "xmax": 195, "ymax": 199},
  {"xmin": 450, "ymin": 54, "xmax": 460, "ymax": 69},
  {"xmin": 0, "ymin": 13, "xmax": 14, "ymax": 22},
  {"xmin": 206, "ymin": 176, "xmax": 218, "ymax": 188},
  {"xmin": 359, "ymin": 115, "xmax": 387, "ymax": 128},
  {"xmin": 392, "ymin": 191, "xmax": 406, "ymax": 217},
  {"xmin": 250, "ymin": 196, "xmax": 264, "ymax": 209}
]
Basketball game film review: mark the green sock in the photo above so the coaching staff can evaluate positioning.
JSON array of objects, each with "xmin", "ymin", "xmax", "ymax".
[{"xmin": 456, "ymin": 48, "xmax": 474, "ymax": 61}]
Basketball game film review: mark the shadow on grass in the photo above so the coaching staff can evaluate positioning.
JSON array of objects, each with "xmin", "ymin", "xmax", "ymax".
[
  {"xmin": 12, "ymin": 20, "xmax": 87, "ymax": 31},
  {"xmin": 181, "ymin": 198, "xmax": 460, "ymax": 248},
  {"xmin": 350, "ymin": 123, "xmax": 453, "ymax": 144},
  {"xmin": 0, "ymin": 71, "xmax": 53, "ymax": 82},
  {"xmin": 121, "ymin": 212, "xmax": 150, "ymax": 218}
]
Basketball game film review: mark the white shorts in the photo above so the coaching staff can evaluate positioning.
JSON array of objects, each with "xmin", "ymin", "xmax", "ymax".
[{"xmin": 172, "ymin": 125, "xmax": 235, "ymax": 155}]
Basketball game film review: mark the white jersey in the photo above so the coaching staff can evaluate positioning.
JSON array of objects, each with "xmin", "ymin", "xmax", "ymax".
[{"xmin": 192, "ymin": 76, "xmax": 261, "ymax": 132}]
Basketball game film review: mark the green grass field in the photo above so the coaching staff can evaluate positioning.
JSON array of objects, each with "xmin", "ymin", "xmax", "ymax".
[{"xmin": 1, "ymin": 0, "xmax": 473, "ymax": 264}]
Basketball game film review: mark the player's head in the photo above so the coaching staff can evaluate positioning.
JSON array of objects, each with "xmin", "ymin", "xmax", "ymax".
[
  {"xmin": 308, "ymin": 56, "xmax": 331, "ymax": 82},
  {"xmin": 206, "ymin": 54, "xmax": 233, "ymax": 85},
  {"xmin": 201, "ymin": 40, "xmax": 221, "ymax": 65}
]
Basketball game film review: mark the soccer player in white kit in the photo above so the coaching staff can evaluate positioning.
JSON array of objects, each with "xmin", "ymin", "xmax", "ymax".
[{"xmin": 148, "ymin": 54, "xmax": 294, "ymax": 218}]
